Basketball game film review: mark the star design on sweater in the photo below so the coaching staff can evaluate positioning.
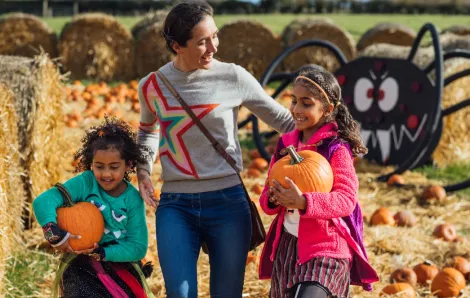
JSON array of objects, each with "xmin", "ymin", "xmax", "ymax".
[{"xmin": 141, "ymin": 73, "xmax": 218, "ymax": 178}]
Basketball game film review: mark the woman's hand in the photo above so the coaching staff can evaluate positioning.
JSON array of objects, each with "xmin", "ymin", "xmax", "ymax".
[
  {"xmin": 270, "ymin": 178, "xmax": 307, "ymax": 211},
  {"xmin": 54, "ymin": 234, "xmax": 81, "ymax": 253},
  {"xmin": 137, "ymin": 168, "xmax": 159, "ymax": 208}
]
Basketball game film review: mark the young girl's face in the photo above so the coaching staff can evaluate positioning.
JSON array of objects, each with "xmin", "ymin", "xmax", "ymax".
[
  {"xmin": 290, "ymin": 84, "xmax": 329, "ymax": 133},
  {"xmin": 92, "ymin": 148, "xmax": 130, "ymax": 197}
]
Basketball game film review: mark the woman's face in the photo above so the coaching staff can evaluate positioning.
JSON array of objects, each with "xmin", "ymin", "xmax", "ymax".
[{"xmin": 175, "ymin": 15, "xmax": 219, "ymax": 70}]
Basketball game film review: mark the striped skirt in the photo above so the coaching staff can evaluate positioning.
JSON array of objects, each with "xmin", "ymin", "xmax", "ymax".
[{"xmin": 270, "ymin": 231, "xmax": 350, "ymax": 298}]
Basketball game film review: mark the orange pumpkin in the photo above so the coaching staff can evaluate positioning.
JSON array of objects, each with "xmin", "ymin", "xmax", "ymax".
[
  {"xmin": 431, "ymin": 268, "xmax": 466, "ymax": 297},
  {"xmin": 250, "ymin": 183, "xmax": 264, "ymax": 195},
  {"xmin": 393, "ymin": 210, "xmax": 416, "ymax": 227},
  {"xmin": 387, "ymin": 174, "xmax": 405, "ymax": 186},
  {"xmin": 433, "ymin": 223, "xmax": 456, "ymax": 242},
  {"xmin": 246, "ymin": 252, "xmax": 257, "ymax": 265},
  {"xmin": 449, "ymin": 256, "xmax": 470, "ymax": 275},
  {"xmin": 423, "ymin": 185, "xmax": 446, "ymax": 201},
  {"xmin": 380, "ymin": 283, "xmax": 415, "ymax": 297},
  {"xmin": 269, "ymin": 145, "xmax": 333, "ymax": 193},
  {"xmin": 246, "ymin": 168, "xmax": 262, "ymax": 178},
  {"xmin": 57, "ymin": 190, "xmax": 104, "ymax": 251},
  {"xmin": 390, "ymin": 268, "xmax": 417, "ymax": 286},
  {"xmin": 413, "ymin": 260, "xmax": 439, "ymax": 284},
  {"xmin": 370, "ymin": 207, "xmax": 395, "ymax": 226},
  {"xmin": 249, "ymin": 158, "xmax": 268, "ymax": 171}
]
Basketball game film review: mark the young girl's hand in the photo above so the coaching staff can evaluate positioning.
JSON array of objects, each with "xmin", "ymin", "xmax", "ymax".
[
  {"xmin": 270, "ymin": 178, "xmax": 307, "ymax": 211},
  {"xmin": 137, "ymin": 168, "xmax": 159, "ymax": 208},
  {"xmin": 74, "ymin": 243, "xmax": 99, "ymax": 255},
  {"xmin": 54, "ymin": 234, "xmax": 81, "ymax": 253}
]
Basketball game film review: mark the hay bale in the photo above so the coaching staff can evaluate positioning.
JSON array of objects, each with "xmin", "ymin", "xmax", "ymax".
[
  {"xmin": 357, "ymin": 23, "xmax": 416, "ymax": 52},
  {"xmin": 433, "ymin": 62, "xmax": 470, "ymax": 167},
  {"xmin": 358, "ymin": 43, "xmax": 434, "ymax": 68},
  {"xmin": 0, "ymin": 53, "xmax": 66, "ymax": 226},
  {"xmin": 0, "ymin": 83, "xmax": 25, "ymax": 294},
  {"xmin": 215, "ymin": 20, "xmax": 283, "ymax": 80},
  {"xmin": 442, "ymin": 25, "xmax": 470, "ymax": 37},
  {"xmin": 131, "ymin": 10, "xmax": 168, "ymax": 39},
  {"xmin": 134, "ymin": 22, "xmax": 174, "ymax": 78},
  {"xmin": 281, "ymin": 18, "xmax": 356, "ymax": 73},
  {"xmin": 0, "ymin": 13, "xmax": 57, "ymax": 58},
  {"xmin": 58, "ymin": 13, "xmax": 134, "ymax": 81},
  {"xmin": 439, "ymin": 33, "xmax": 470, "ymax": 52}
]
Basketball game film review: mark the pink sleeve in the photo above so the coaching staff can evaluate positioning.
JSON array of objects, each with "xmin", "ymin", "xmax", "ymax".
[
  {"xmin": 299, "ymin": 145, "xmax": 358, "ymax": 219},
  {"xmin": 259, "ymin": 156, "xmax": 282, "ymax": 216}
]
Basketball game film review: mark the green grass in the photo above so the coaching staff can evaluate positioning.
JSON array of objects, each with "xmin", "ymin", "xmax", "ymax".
[
  {"xmin": 39, "ymin": 14, "xmax": 470, "ymax": 41},
  {"xmin": 4, "ymin": 249, "xmax": 57, "ymax": 297}
]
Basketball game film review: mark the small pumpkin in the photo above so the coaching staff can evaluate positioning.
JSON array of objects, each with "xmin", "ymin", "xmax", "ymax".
[
  {"xmin": 269, "ymin": 145, "xmax": 333, "ymax": 193},
  {"xmin": 393, "ymin": 210, "xmax": 416, "ymax": 227},
  {"xmin": 390, "ymin": 268, "xmax": 417, "ymax": 286},
  {"xmin": 250, "ymin": 183, "xmax": 263, "ymax": 195},
  {"xmin": 370, "ymin": 207, "xmax": 395, "ymax": 226},
  {"xmin": 387, "ymin": 174, "xmax": 405, "ymax": 186},
  {"xmin": 56, "ymin": 186, "xmax": 104, "ymax": 251},
  {"xmin": 423, "ymin": 185, "xmax": 446, "ymax": 201},
  {"xmin": 246, "ymin": 168, "xmax": 262, "ymax": 178},
  {"xmin": 380, "ymin": 283, "xmax": 415, "ymax": 297},
  {"xmin": 249, "ymin": 149, "xmax": 261, "ymax": 159},
  {"xmin": 413, "ymin": 260, "xmax": 439, "ymax": 284},
  {"xmin": 249, "ymin": 158, "xmax": 269, "ymax": 171},
  {"xmin": 433, "ymin": 223, "xmax": 457, "ymax": 242},
  {"xmin": 246, "ymin": 252, "xmax": 257, "ymax": 265},
  {"xmin": 154, "ymin": 189, "xmax": 161, "ymax": 200},
  {"xmin": 449, "ymin": 256, "xmax": 470, "ymax": 275},
  {"xmin": 431, "ymin": 268, "xmax": 466, "ymax": 297}
]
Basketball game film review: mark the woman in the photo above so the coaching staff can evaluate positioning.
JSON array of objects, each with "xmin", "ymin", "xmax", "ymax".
[{"xmin": 136, "ymin": 2, "xmax": 294, "ymax": 297}]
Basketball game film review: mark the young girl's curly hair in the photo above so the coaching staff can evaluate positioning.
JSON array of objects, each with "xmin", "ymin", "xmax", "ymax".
[
  {"xmin": 294, "ymin": 64, "xmax": 368, "ymax": 157},
  {"xmin": 74, "ymin": 117, "xmax": 151, "ymax": 181}
]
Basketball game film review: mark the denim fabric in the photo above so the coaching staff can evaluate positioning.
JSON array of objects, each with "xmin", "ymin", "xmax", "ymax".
[{"xmin": 156, "ymin": 184, "xmax": 252, "ymax": 298}]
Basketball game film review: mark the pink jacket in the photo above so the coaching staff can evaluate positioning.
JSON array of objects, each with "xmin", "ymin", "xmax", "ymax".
[{"xmin": 258, "ymin": 123, "xmax": 379, "ymax": 290}]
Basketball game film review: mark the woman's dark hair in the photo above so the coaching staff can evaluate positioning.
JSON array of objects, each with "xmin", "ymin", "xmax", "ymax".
[
  {"xmin": 74, "ymin": 117, "xmax": 151, "ymax": 181},
  {"xmin": 162, "ymin": 1, "xmax": 214, "ymax": 55},
  {"xmin": 294, "ymin": 64, "xmax": 368, "ymax": 157}
]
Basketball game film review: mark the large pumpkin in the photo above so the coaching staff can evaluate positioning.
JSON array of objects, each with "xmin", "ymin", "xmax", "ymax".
[
  {"xmin": 56, "ymin": 184, "xmax": 104, "ymax": 251},
  {"xmin": 269, "ymin": 145, "xmax": 333, "ymax": 193},
  {"xmin": 431, "ymin": 268, "xmax": 466, "ymax": 297}
]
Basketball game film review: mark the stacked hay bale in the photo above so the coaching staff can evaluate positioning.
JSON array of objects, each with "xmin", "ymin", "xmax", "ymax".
[
  {"xmin": 0, "ymin": 53, "xmax": 66, "ymax": 227},
  {"xmin": 281, "ymin": 18, "xmax": 356, "ymax": 73},
  {"xmin": 58, "ymin": 13, "xmax": 134, "ymax": 81},
  {"xmin": 0, "ymin": 13, "xmax": 57, "ymax": 58},
  {"xmin": 358, "ymin": 35, "xmax": 470, "ymax": 167},
  {"xmin": 131, "ymin": 10, "xmax": 168, "ymax": 38},
  {"xmin": 133, "ymin": 21, "xmax": 174, "ymax": 78},
  {"xmin": 216, "ymin": 20, "xmax": 283, "ymax": 80},
  {"xmin": 356, "ymin": 23, "xmax": 416, "ymax": 52},
  {"xmin": 442, "ymin": 25, "xmax": 470, "ymax": 37},
  {"xmin": 0, "ymin": 83, "xmax": 25, "ymax": 294}
]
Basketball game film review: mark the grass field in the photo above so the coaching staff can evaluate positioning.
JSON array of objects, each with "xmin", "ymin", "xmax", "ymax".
[{"xmin": 40, "ymin": 13, "xmax": 470, "ymax": 40}]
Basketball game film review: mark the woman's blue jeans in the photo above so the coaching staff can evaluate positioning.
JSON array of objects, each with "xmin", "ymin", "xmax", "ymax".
[{"xmin": 156, "ymin": 184, "xmax": 252, "ymax": 298}]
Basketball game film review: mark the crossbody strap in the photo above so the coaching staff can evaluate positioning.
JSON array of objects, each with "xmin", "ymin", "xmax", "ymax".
[{"xmin": 156, "ymin": 70, "xmax": 240, "ymax": 173}]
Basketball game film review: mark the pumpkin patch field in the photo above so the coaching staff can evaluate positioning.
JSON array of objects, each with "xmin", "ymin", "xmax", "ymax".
[{"xmin": 0, "ymin": 77, "xmax": 464, "ymax": 298}]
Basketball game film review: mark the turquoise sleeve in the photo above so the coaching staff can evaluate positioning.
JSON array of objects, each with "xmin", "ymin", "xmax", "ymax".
[
  {"xmin": 32, "ymin": 172, "xmax": 93, "ymax": 226},
  {"xmin": 103, "ymin": 194, "xmax": 148, "ymax": 262}
]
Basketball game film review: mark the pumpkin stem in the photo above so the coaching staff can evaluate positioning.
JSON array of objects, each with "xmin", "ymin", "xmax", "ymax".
[
  {"xmin": 55, "ymin": 183, "xmax": 74, "ymax": 207},
  {"xmin": 285, "ymin": 145, "xmax": 304, "ymax": 165}
]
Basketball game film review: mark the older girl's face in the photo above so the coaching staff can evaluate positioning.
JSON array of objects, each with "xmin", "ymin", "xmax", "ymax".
[{"xmin": 175, "ymin": 15, "xmax": 219, "ymax": 70}]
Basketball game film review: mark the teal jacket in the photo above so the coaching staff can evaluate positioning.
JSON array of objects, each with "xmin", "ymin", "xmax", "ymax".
[{"xmin": 33, "ymin": 170, "xmax": 148, "ymax": 262}]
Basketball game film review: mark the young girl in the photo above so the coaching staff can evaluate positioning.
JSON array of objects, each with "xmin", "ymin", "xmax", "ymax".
[
  {"xmin": 259, "ymin": 65, "xmax": 379, "ymax": 298},
  {"xmin": 33, "ymin": 117, "xmax": 154, "ymax": 298}
]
